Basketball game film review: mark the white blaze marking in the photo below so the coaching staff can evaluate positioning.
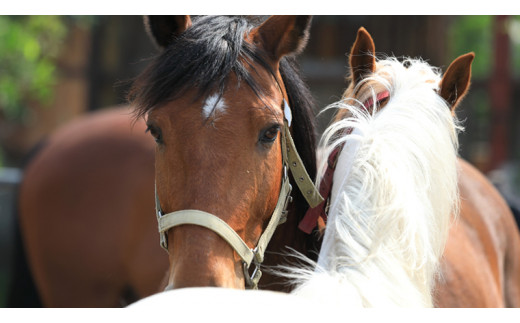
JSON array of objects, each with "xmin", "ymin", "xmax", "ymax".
[{"xmin": 202, "ymin": 94, "xmax": 227, "ymax": 119}]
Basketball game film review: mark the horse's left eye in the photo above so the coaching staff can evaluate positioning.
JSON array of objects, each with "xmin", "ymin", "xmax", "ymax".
[
  {"xmin": 146, "ymin": 124, "xmax": 163, "ymax": 144},
  {"xmin": 259, "ymin": 125, "xmax": 281, "ymax": 144}
]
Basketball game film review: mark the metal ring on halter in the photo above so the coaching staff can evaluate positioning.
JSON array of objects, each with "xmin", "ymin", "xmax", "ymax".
[{"xmin": 243, "ymin": 247, "xmax": 262, "ymax": 289}]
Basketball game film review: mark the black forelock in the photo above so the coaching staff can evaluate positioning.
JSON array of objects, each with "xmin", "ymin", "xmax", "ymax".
[{"xmin": 129, "ymin": 15, "xmax": 276, "ymax": 119}]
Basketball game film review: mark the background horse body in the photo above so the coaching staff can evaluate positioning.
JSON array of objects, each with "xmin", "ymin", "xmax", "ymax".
[
  {"xmin": 338, "ymin": 28, "xmax": 520, "ymax": 307},
  {"xmin": 16, "ymin": 107, "xmax": 168, "ymax": 307},
  {"xmin": 436, "ymin": 158, "xmax": 520, "ymax": 307}
]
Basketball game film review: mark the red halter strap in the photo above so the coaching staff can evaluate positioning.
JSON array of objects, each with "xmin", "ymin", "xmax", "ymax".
[
  {"xmin": 363, "ymin": 90, "xmax": 390, "ymax": 110},
  {"xmin": 298, "ymin": 146, "xmax": 340, "ymax": 233},
  {"xmin": 298, "ymin": 90, "xmax": 390, "ymax": 234}
]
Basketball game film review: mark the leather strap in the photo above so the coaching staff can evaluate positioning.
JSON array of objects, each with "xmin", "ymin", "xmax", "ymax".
[
  {"xmin": 157, "ymin": 177, "xmax": 292, "ymax": 263},
  {"xmin": 363, "ymin": 90, "xmax": 390, "ymax": 110},
  {"xmin": 158, "ymin": 210, "xmax": 255, "ymax": 266},
  {"xmin": 299, "ymin": 146, "xmax": 341, "ymax": 233},
  {"xmin": 253, "ymin": 173, "xmax": 292, "ymax": 263},
  {"xmin": 284, "ymin": 121, "xmax": 324, "ymax": 208}
]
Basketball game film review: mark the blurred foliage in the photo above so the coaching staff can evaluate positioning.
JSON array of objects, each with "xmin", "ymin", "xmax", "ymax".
[
  {"xmin": 0, "ymin": 16, "xmax": 95, "ymax": 167},
  {"xmin": 509, "ymin": 16, "xmax": 520, "ymax": 77},
  {"xmin": 0, "ymin": 16, "xmax": 95, "ymax": 122},
  {"xmin": 0, "ymin": 16, "xmax": 67, "ymax": 120},
  {"xmin": 0, "ymin": 16, "xmax": 68, "ymax": 168},
  {"xmin": 449, "ymin": 15, "xmax": 493, "ymax": 79},
  {"xmin": 450, "ymin": 16, "xmax": 520, "ymax": 79}
]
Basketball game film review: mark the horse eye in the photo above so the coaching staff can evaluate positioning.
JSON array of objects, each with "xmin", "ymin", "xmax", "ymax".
[
  {"xmin": 259, "ymin": 125, "xmax": 280, "ymax": 144},
  {"xmin": 146, "ymin": 124, "xmax": 163, "ymax": 144}
]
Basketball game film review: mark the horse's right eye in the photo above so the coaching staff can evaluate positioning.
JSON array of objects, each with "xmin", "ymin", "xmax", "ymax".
[
  {"xmin": 259, "ymin": 124, "xmax": 281, "ymax": 146},
  {"xmin": 146, "ymin": 124, "xmax": 163, "ymax": 144}
]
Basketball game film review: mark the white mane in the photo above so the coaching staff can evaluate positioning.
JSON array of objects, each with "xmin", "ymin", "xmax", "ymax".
[{"xmin": 289, "ymin": 57, "xmax": 462, "ymax": 307}]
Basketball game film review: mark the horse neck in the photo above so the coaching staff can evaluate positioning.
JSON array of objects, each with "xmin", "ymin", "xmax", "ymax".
[{"xmin": 296, "ymin": 59, "xmax": 461, "ymax": 307}]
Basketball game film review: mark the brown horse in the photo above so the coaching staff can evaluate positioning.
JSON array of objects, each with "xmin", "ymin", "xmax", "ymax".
[
  {"xmin": 16, "ymin": 107, "xmax": 168, "ymax": 307},
  {"xmin": 335, "ymin": 27, "xmax": 520, "ymax": 307},
  {"xmin": 129, "ymin": 15, "xmax": 322, "ymax": 290},
  {"xmin": 15, "ymin": 15, "xmax": 322, "ymax": 306}
]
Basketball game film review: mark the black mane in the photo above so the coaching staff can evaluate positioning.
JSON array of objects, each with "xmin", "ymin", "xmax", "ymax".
[{"xmin": 129, "ymin": 15, "xmax": 318, "ymax": 230}]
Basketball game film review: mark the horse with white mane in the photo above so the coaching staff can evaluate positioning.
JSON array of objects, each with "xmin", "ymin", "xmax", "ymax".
[{"xmin": 131, "ymin": 27, "xmax": 476, "ymax": 309}]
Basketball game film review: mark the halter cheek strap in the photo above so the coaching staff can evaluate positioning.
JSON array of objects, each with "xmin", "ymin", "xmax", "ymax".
[
  {"xmin": 285, "ymin": 119, "xmax": 324, "ymax": 208},
  {"xmin": 155, "ymin": 99, "xmax": 323, "ymax": 289}
]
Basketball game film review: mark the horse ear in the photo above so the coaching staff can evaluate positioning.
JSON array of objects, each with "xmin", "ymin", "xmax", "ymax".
[
  {"xmin": 439, "ymin": 52, "xmax": 475, "ymax": 111},
  {"xmin": 349, "ymin": 27, "xmax": 376, "ymax": 85},
  {"xmin": 251, "ymin": 15, "xmax": 312, "ymax": 62},
  {"xmin": 144, "ymin": 15, "xmax": 192, "ymax": 49}
]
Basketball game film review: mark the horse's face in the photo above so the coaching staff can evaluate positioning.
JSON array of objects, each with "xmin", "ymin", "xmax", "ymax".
[
  {"xmin": 147, "ymin": 70, "xmax": 284, "ymax": 288},
  {"xmin": 134, "ymin": 16, "xmax": 312, "ymax": 289}
]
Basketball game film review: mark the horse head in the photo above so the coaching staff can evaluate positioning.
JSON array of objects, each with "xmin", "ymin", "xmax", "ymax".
[
  {"xmin": 338, "ymin": 27, "xmax": 474, "ymax": 120},
  {"xmin": 130, "ymin": 15, "xmax": 320, "ymax": 290},
  {"xmin": 309, "ymin": 27, "xmax": 475, "ymax": 307}
]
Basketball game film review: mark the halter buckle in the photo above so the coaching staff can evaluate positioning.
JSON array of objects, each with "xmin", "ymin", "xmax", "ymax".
[
  {"xmin": 243, "ymin": 248, "xmax": 262, "ymax": 289},
  {"xmin": 279, "ymin": 182, "xmax": 293, "ymax": 225}
]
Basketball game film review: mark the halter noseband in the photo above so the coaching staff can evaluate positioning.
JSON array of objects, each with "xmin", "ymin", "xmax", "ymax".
[{"xmin": 154, "ymin": 99, "xmax": 323, "ymax": 289}]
